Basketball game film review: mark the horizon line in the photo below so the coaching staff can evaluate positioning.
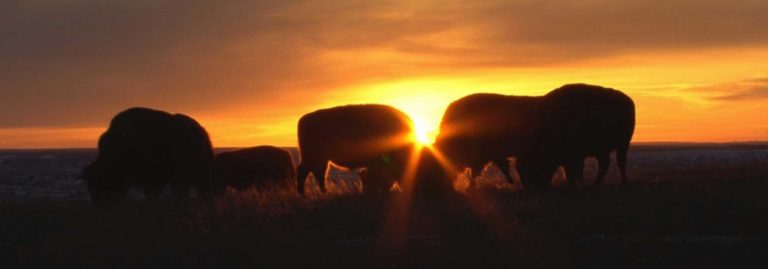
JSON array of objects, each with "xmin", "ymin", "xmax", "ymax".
[{"xmin": 2, "ymin": 140, "xmax": 768, "ymax": 151}]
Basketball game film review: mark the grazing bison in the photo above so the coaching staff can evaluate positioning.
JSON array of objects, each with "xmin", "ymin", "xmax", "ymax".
[
  {"xmin": 516, "ymin": 84, "xmax": 636, "ymax": 189},
  {"xmin": 81, "ymin": 107, "xmax": 221, "ymax": 205},
  {"xmin": 410, "ymin": 148, "xmax": 459, "ymax": 196},
  {"xmin": 434, "ymin": 93, "xmax": 542, "ymax": 188},
  {"xmin": 296, "ymin": 104, "xmax": 416, "ymax": 195},
  {"xmin": 216, "ymin": 146, "xmax": 296, "ymax": 191}
]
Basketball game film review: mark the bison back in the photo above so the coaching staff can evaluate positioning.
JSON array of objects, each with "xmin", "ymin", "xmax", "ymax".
[
  {"xmin": 297, "ymin": 104, "xmax": 414, "ymax": 167},
  {"xmin": 435, "ymin": 93, "xmax": 542, "ymax": 169},
  {"xmin": 217, "ymin": 146, "xmax": 296, "ymax": 189},
  {"xmin": 541, "ymin": 84, "xmax": 636, "ymax": 157},
  {"xmin": 95, "ymin": 107, "xmax": 179, "ymax": 185}
]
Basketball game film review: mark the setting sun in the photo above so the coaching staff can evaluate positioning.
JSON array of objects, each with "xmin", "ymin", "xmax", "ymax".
[
  {"xmin": 3, "ymin": 1, "xmax": 768, "ymax": 267},
  {"xmin": 411, "ymin": 117, "xmax": 437, "ymax": 146},
  {"xmin": 1, "ymin": 0, "xmax": 767, "ymax": 148}
]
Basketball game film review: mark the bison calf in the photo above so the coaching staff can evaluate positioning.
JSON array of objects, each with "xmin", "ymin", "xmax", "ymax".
[{"xmin": 216, "ymin": 146, "xmax": 296, "ymax": 191}]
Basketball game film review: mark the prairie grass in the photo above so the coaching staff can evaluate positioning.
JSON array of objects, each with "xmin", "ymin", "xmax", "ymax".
[{"xmin": 1, "ymin": 144, "xmax": 768, "ymax": 268}]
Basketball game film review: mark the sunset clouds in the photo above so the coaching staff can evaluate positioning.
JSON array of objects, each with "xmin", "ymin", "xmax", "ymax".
[{"xmin": 1, "ymin": 0, "xmax": 767, "ymax": 147}]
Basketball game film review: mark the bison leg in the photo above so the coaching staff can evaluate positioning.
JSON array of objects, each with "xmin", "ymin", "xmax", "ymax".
[
  {"xmin": 143, "ymin": 181, "xmax": 166, "ymax": 202},
  {"xmin": 297, "ymin": 162, "xmax": 329, "ymax": 194},
  {"xmin": 520, "ymin": 169, "xmax": 555, "ymax": 192},
  {"xmin": 170, "ymin": 182, "xmax": 192, "ymax": 201},
  {"xmin": 467, "ymin": 163, "xmax": 485, "ymax": 191},
  {"xmin": 563, "ymin": 158, "xmax": 584, "ymax": 187},
  {"xmin": 193, "ymin": 172, "xmax": 227, "ymax": 201},
  {"xmin": 594, "ymin": 153, "xmax": 611, "ymax": 185},
  {"xmin": 361, "ymin": 165, "xmax": 392, "ymax": 195},
  {"xmin": 494, "ymin": 157, "xmax": 513, "ymax": 184},
  {"xmin": 465, "ymin": 167, "xmax": 476, "ymax": 190}
]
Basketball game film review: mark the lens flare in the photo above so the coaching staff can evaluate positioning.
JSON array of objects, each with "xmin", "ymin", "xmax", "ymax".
[{"xmin": 410, "ymin": 117, "xmax": 437, "ymax": 147}]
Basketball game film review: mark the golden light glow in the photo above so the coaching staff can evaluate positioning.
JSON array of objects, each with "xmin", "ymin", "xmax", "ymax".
[
  {"xmin": 337, "ymin": 77, "xmax": 520, "ymax": 150},
  {"xmin": 377, "ymin": 136, "xmax": 425, "ymax": 255},
  {"xmin": 426, "ymin": 146, "xmax": 460, "ymax": 177},
  {"xmin": 3, "ymin": 0, "xmax": 768, "ymax": 149},
  {"xmin": 411, "ymin": 117, "xmax": 437, "ymax": 146},
  {"xmin": 3, "ymin": 48, "xmax": 768, "ymax": 148}
]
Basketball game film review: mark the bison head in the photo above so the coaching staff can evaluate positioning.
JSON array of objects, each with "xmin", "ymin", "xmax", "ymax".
[
  {"xmin": 80, "ymin": 161, "xmax": 130, "ymax": 205},
  {"xmin": 515, "ymin": 144, "xmax": 560, "ymax": 191}
]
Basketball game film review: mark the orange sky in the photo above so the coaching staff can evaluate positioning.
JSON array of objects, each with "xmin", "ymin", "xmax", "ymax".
[{"xmin": 1, "ymin": 1, "xmax": 767, "ymax": 148}]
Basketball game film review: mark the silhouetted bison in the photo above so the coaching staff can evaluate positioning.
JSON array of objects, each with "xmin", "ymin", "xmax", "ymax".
[
  {"xmin": 81, "ymin": 107, "xmax": 222, "ymax": 205},
  {"xmin": 517, "ymin": 84, "xmax": 635, "ymax": 189},
  {"xmin": 296, "ymin": 104, "xmax": 416, "ymax": 195},
  {"xmin": 216, "ymin": 146, "xmax": 296, "ymax": 191},
  {"xmin": 410, "ymin": 148, "xmax": 459, "ymax": 196},
  {"xmin": 434, "ymin": 93, "xmax": 542, "ymax": 188}
]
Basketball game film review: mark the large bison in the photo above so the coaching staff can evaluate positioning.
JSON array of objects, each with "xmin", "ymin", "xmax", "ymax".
[
  {"xmin": 81, "ymin": 107, "xmax": 222, "ymax": 205},
  {"xmin": 216, "ymin": 146, "xmax": 296, "ymax": 191},
  {"xmin": 296, "ymin": 104, "xmax": 416, "ymax": 195},
  {"xmin": 516, "ymin": 83, "xmax": 636, "ymax": 189},
  {"xmin": 433, "ymin": 93, "xmax": 542, "ymax": 188}
]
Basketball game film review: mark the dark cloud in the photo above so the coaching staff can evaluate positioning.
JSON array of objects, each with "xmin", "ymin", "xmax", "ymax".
[
  {"xmin": 685, "ymin": 76, "xmax": 768, "ymax": 101},
  {"xmin": 405, "ymin": 0, "xmax": 768, "ymax": 67},
  {"xmin": 0, "ymin": 0, "xmax": 456, "ymax": 127},
  {"xmin": 1, "ymin": 0, "xmax": 309, "ymax": 126},
  {"xmin": 713, "ymin": 86, "xmax": 768, "ymax": 101},
  {"xmin": 1, "ymin": 0, "xmax": 767, "ymax": 128}
]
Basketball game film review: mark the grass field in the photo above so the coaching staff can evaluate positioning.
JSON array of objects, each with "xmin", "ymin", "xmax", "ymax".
[{"xmin": 1, "ymin": 144, "xmax": 767, "ymax": 268}]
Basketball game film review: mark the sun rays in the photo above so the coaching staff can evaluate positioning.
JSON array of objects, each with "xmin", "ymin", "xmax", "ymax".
[{"xmin": 410, "ymin": 117, "xmax": 438, "ymax": 147}]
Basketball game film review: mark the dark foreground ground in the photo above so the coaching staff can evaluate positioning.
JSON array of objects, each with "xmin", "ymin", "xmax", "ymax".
[{"xmin": 1, "ymin": 143, "xmax": 767, "ymax": 268}]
